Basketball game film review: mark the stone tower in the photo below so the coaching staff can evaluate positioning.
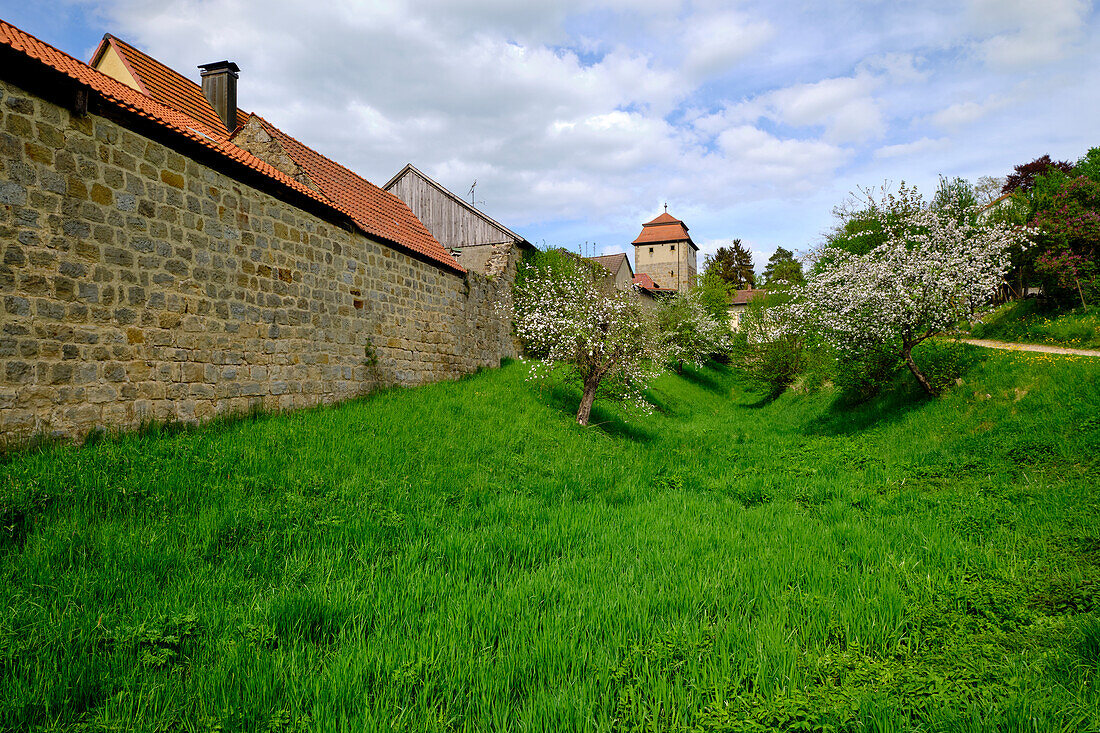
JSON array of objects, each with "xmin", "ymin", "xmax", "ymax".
[{"xmin": 631, "ymin": 208, "xmax": 698, "ymax": 292}]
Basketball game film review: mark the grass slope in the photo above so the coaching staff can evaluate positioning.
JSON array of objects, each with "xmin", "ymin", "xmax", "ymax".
[
  {"xmin": 2, "ymin": 350, "xmax": 1099, "ymax": 732},
  {"xmin": 968, "ymin": 299, "xmax": 1100, "ymax": 349}
]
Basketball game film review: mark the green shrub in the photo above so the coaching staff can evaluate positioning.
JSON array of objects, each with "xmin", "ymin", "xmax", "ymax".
[
  {"xmin": 910, "ymin": 338, "xmax": 980, "ymax": 395},
  {"xmin": 730, "ymin": 291, "xmax": 805, "ymax": 395},
  {"xmin": 970, "ymin": 299, "xmax": 1100, "ymax": 348},
  {"xmin": 833, "ymin": 346, "xmax": 900, "ymax": 403}
]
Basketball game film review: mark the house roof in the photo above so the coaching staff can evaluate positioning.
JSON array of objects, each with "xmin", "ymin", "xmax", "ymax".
[
  {"xmin": 383, "ymin": 163, "xmax": 534, "ymax": 250},
  {"xmin": 631, "ymin": 273, "xmax": 677, "ymax": 293},
  {"xmin": 631, "ymin": 211, "xmax": 697, "ymax": 250},
  {"xmin": 90, "ymin": 34, "xmax": 249, "ymax": 136},
  {"xmin": 730, "ymin": 289, "xmax": 766, "ymax": 306},
  {"xmin": 588, "ymin": 253, "xmax": 633, "ymax": 278},
  {"xmin": 981, "ymin": 192, "xmax": 1012, "ymax": 211},
  {"xmin": 0, "ymin": 20, "xmax": 462, "ymax": 273},
  {"xmin": 247, "ymin": 119, "xmax": 449, "ymax": 262}
]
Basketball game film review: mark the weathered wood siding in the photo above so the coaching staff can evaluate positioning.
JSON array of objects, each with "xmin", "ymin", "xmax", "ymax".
[{"xmin": 388, "ymin": 171, "xmax": 515, "ymax": 249}]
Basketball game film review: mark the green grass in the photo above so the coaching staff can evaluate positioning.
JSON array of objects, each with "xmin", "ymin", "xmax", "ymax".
[
  {"xmin": 2, "ymin": 351, "xmax": 1100, "ymax": 731},
  {"xmin": 968, "ymin": 299, "xmax": 1100, "ymax": 349}
]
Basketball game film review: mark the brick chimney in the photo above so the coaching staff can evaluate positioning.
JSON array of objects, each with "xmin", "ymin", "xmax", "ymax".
[{"xmin": 198, "ymin": 60, "xmax": 239, "ymax": 133}]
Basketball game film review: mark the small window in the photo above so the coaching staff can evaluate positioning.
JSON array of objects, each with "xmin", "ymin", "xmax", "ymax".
[
  {"xmin": 649, "ymin": 247, "xmax": 653, "ymax": 253},
  {"xmin": 670, "ymin": 245, "xmax": 675, "ymax": 251}
]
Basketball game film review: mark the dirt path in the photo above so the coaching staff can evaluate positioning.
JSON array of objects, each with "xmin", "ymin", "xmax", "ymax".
[{"xmin": 961, "ymin": 338, "xmax": 1100, "ymax": 357}]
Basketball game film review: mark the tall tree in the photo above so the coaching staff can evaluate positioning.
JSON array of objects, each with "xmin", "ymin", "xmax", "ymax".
[
  {"xmin": 974, "ymin": 175, "xmax": 1006, "ymax": 206},
  {"xmin": 693, "ymin": 268, "xmax": 734, "ymax": 323},
  {"xmin": 761, "ymin": 247, "xmax": 804, "ymax": 289},
  {"xmin": 1002, "ymin": 155, "xmax": 1074, "ymax": 195},
  {"xmin": 702, "ymin": 240, "xmax": 755, "ymax": 289}
]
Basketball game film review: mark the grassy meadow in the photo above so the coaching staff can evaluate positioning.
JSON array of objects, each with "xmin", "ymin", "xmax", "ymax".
[
  {"xmin": 2, "ymin": 347, "xmax": 1100, "ymax": 731},
  {"xmin": 968, "ymin": 299, "xmax": 1100, "ymax": 349}
]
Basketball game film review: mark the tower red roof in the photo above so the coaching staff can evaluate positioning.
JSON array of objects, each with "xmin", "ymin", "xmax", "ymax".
[{"xmin": 631, "ymin": 210, "xmax": 697, "ymax": 250}]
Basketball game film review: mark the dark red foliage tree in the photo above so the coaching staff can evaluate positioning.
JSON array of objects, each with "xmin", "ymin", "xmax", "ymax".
[{"xmin": 1001, "ymin": 155, "xmax": 1074, "ymax": 194}]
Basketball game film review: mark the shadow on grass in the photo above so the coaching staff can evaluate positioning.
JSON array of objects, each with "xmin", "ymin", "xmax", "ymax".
[
  {"xmin": 805, "ymin": 382, "xmax": 930, "ymax": 436},
  {"xmin": 676, "ymin": 361, "xmax": 732, "ymax": 395},
  {"xmin": 742, "ymin": 390, "xmax": 784, "ymax": 409},
  {"xmin": 545, "ymin": 384, "xmax": 656, "ymax": 443}
]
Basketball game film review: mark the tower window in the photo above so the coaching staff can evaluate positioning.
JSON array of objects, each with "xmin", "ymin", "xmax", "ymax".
[
  {"xmin": 670, "ymin": 245, "xmax": 675, "ymax": 251},
  {"xmin": 649, "ymin": 247, "xmax": 653, "ymax": 253}
]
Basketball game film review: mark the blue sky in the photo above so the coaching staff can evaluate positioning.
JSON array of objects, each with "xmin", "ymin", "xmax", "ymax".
[{"xmin": 2, "ymin": 0, "xmax": 1097, "ymax": 272}]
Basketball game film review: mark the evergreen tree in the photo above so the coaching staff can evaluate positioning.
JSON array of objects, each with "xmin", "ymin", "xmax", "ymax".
[
  {"xmin": 702, "ymin": 239, "xmax": 755, "ymax": 289},
  {"xmin": 761, "ymin": 247, "xmax": 804, "ymax": 289}
]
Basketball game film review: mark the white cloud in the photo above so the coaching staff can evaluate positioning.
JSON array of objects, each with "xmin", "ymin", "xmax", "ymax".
[
  {"xmin": 704, "ymin": 74, "xmax": 887, "ymax": 144},
  {"xmin": 874, "ymin": 137, "xmax": 948, "ymax": 159},
  {"xmin": 969, "ymin": 0, "xmax": 1090, "ymax": 69},
  {"xmin": 61, "ymin": 0, "xmax": 1097, "ymax": 259},
  {"xmin": 929, "ymin": 96, "xmax": 1007, "ymax": 131},
  {"xmin": 858, "ymin": 53, "xmax": 928, "ymax": 84},
  {"xmin": 681, "ymin": 10, "xmax": 774, "ymax": 80}
]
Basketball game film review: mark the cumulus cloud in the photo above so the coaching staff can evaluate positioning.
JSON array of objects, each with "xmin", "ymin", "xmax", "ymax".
[
  {"xmin": 681, "ymin": 9, "xmax": 774, "ymax": 80},
  {"xmin": 701, "ymin": 73, "xmax": 886, "ymax": 144},
  {"xmin": 968, "ymin": 0, "xmax": 1090, "ymax": 68},
  {"xmin": 64, "ymin": 0, "xmax": 1097, "ymax": 257}
]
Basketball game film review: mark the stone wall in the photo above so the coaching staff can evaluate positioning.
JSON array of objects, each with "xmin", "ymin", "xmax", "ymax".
[{"xmin": 0, "ymin": 76, "xmax": 517, "ymax": 443}]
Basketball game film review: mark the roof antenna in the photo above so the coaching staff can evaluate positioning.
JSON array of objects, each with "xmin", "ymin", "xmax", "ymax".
[
  {"xmin": 467, "ymin": 180, "xmax": 484, "ymax": 206},
  {"xmin": 664, "ymin": 202, "xmax": 668, "ymax": 213}
]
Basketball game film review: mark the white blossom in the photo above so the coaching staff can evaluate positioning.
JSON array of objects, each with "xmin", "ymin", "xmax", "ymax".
[
  {"xmin": 500, "ymin": 260, "xmax": 664, "ymax": 424},
  {"xmin": 657, "ymin": 289, "xmax": 731, "ymax": 370},
  {"xmin": 790, "ymin": 186, "xmax": 1030, "ymax": 393}
]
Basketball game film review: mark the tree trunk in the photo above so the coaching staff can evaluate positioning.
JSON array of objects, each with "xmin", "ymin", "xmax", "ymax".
[
  {"xmin": 576, "ymin": 376, "xmax": 599, "ymax": 426},
  {"xmin": 902, "ymin": 342, "xmax": 935, "ymax": 396},
  {"xmin": 1076, "ymin": 275, "xmax": 1088, "ymax": 311}
]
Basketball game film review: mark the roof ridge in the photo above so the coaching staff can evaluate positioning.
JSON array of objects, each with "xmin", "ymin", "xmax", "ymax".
[
  {"xmin": 1, "ymin": 20, "xmax": 222, "ymax": 140},
  {"xmin": 384, "ymin": 163, "xmax": 528, "ymax": 246},
  {"xmin": 108, "ymin": 35, "xmax": 204, "ymax": 99},
  {"xmin": 251, "ymin": 114, "xmax": 392, "ymax": 201},
  {"xmin": 102, "ymin": 33, "xmax": 246, "ymax": 135},
  {"xmin": 0, "ymin": 19, "xmax": 463, "ymax": 273}
]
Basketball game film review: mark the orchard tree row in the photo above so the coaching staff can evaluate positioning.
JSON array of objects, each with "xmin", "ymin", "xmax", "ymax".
[
  {"xmin": 502, "ymin": 146, "xmax": 1098, "ymax": 422},
  {"xmin": 735, "ymin": 146, "xmax": 1100, "ymax": 400}
]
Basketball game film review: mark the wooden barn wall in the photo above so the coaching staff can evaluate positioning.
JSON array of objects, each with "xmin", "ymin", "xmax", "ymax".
[{"xmin": 389, "ymin": 174, "xmax": 512, "ymax": 250}]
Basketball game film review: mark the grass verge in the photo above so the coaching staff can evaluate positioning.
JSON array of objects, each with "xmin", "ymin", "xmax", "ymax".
[
  {"xmin": 968, "ymin": 299, "xmax": 1100, "ymax": 349},
  {"xmin": 2, "ymin": 349, "xmax": 1099, "ymax": 731}
]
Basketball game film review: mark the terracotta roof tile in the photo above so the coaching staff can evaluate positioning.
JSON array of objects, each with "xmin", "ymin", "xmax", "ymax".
[
  {"xmin": 98, "ymin": 35, "xmax": 245, "ymax": 136},
  {"xmin": 730, "ymin": 289, "xmax": 766, "ymax": 305},
  {"xmin": 631, "ymin": 273, "xmax": 676, "ymax": 292},
  {"xmin": 0, "ymin": 20, "xmax": 461, "ymax": 273},
  {"xmin": 251, "ymin": 117, "xmax": 452, "ymax": 267},
  {"xmin": 645, "ymin": 211, "xmax": 683, "ymax": 226},
  {"xmin": 632, "ymin": 210, "xmax": 696, "ymax": 249}
]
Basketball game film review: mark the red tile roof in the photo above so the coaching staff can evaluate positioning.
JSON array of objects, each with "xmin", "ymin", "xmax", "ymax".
[
  {"xmin": 645, "ymin": 212, "xmax": 682, "ymax": 226},
  {"xmin": 730, "ymin": 289, "xmax": 766, "ymax": 305},
  {"xmin": 248, "ymin": 117, "xmax": 448, "ymax": 265},
  {"xmin": 631, "ymin": 273, "xmax": 677, "ymax": 292},
  {"xmin": 632, "ymin": 210, "xmax": 697, "ymax": 250},
  {"xmin": 92, "ymin": 34, "xmax": 249, "ymax": 136},
  {"xmin": 0, "ymin": 20, "xmax": 462, "ymax": 273},
  {"xmin": 588, "ymin": 252, "xmax": 631, "ymax": 277}
]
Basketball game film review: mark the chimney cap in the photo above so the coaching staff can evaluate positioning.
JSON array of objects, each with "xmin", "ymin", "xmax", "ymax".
[{"xmin": 198, "ymin": 60, "xmax": 240, "ymax": 75}]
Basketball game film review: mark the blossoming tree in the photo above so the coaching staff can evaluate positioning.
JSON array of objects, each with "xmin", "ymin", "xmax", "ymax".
[
  {"xmin": 657, "ymin": 290, "xmax": 731, "ymax": 372},
  {"xmin": 794, "ymin": 187, "xmax": 1029, "ymax": 395},
  {"xmin": 508, "ymin": 256, "xmax": 663, "ymax": 425}
]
